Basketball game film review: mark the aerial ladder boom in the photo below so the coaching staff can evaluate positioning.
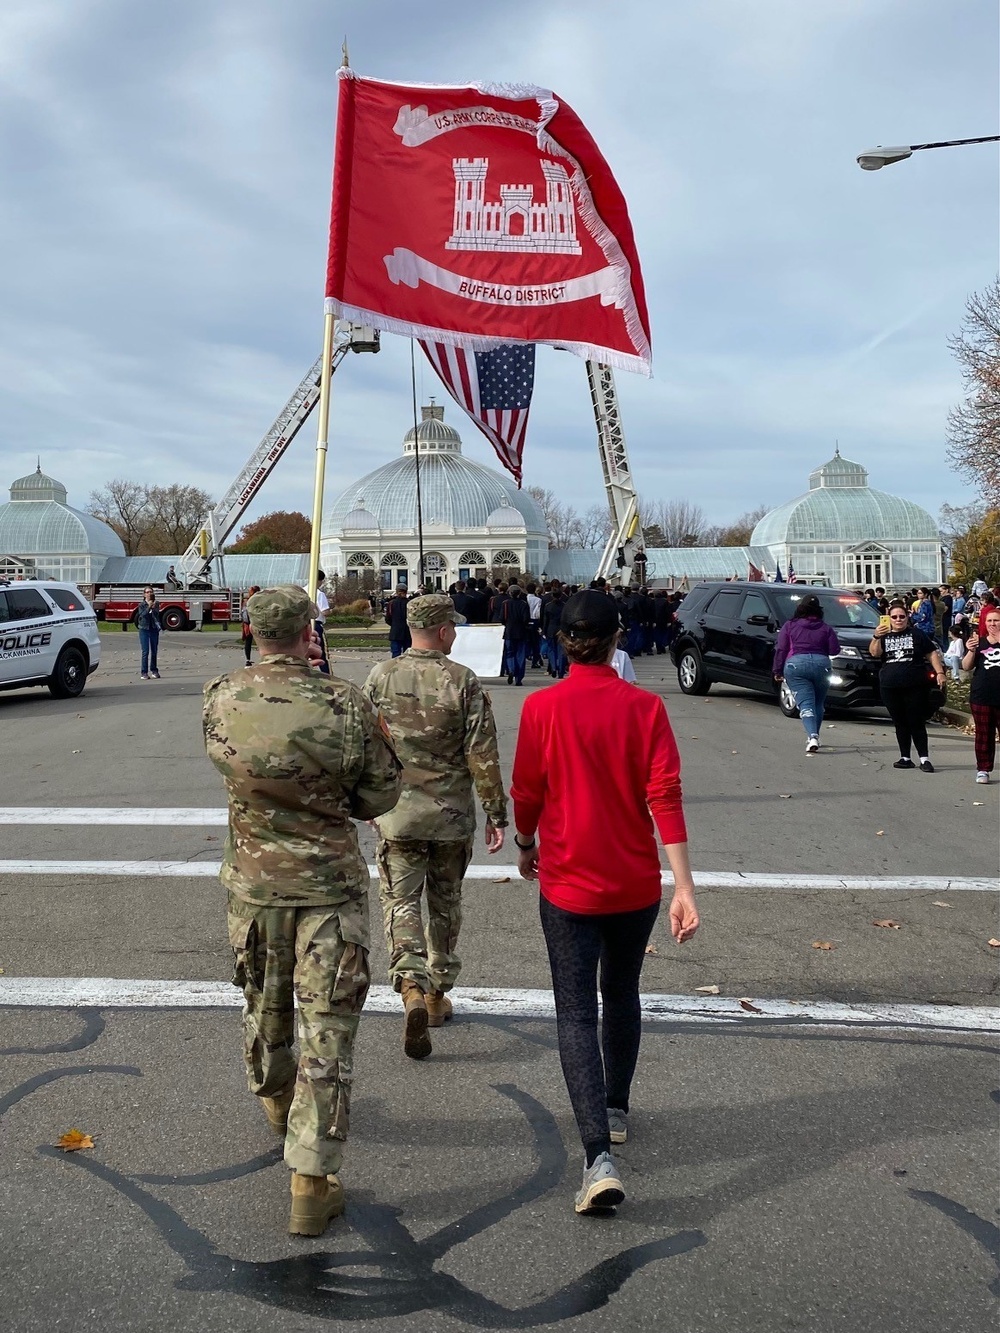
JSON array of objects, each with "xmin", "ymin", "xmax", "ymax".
[
  {"xmin": 587, "ymin": 361, "xmax": 645, "ymax": 585},
  {"xmin": 179, "ymin": 325, "xmax": 379, "ymax": 587}
]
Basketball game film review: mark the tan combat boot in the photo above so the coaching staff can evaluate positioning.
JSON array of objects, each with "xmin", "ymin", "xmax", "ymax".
[
  {"xmin": 425, "ymin": 991, "xmax": 453, "ymax": 1028},
  {"xmin": 260, "ymin": 1084, "xmax": 294, "ymax": 1135},
  {"xmin": 288, "ymin": 1172, "xmax": 345, "ymax": 1237},
  {"xmin": 400, "ymin": 979, "xmax": 432, "ymax": 1060}
]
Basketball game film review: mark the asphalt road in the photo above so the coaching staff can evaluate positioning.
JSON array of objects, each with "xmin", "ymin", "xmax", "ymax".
[{"xmin": 1, "ymin": 631, "xmax": 997, "ymax": 1332}]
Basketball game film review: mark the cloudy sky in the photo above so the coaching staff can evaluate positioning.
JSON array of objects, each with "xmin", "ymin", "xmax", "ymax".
[{"xmin": 0, "ymin": 0, "xmax": 996, "ymax": 539}]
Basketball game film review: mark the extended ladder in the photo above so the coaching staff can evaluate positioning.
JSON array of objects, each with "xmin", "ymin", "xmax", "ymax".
[
  {"xmin": 179, "ymin": 325, "xmax": 379, "ymax": 586},
  {"xmin": 587, "ymin": 361, "xmax": 645, "ymax": 584}
]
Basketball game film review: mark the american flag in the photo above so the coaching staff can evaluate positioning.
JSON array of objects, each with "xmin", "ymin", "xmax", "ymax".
[
  {"xmin": 787, "ymin": 561, "xmax": 799, "ymax": 584},
  {"xmin": 419, "ymin": 341, "xmax": 535, "ymax": 485}
]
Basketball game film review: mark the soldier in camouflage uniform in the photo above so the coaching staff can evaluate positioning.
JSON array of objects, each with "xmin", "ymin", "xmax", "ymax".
[
  {"xmin": 203, "ymin": 585, "xmax": 401, "ymax": 1237},
  {"xmin": 363, "ymin": 593, "xmax": 508, "ymax": 1060}
]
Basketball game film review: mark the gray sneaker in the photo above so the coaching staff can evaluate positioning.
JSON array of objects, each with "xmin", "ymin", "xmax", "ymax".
[
  {"xmin": 607, "ymin": 1108, "xmax": 628, "ymax": 1143},
  {"xmin": 574, "ymin": 1152, "xmax": 625, "ymax": 1214}
]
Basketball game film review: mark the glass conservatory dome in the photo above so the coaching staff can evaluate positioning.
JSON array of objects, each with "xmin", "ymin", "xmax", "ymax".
[
  {"xmin": 324, "ymin": 404, "xmax": 546, "ymax": 538},
  {"xmin": 751, "ymin": 450, "xmax": 939, "ymax": 546},
  {"xmin": 0, "ymin": 465, "xmax": 125, "ymax": 558}
]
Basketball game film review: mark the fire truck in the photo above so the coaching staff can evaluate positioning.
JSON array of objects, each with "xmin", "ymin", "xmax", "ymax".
[
  {"xmin": 91, "ymin": 586, "xmax": 233, "ymax": 631},
  {"xmin": 91, "ymin": 325, "xmax": 383, "ymax": 629}
]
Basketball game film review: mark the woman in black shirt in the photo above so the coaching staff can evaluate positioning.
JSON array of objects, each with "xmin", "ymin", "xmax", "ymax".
[
  {"xmin": 962, "ymin": 608, "xmax": 1000, "ymax": 783},
  {"xmin": 870, "ymin": 607, "xmax": 946, "ymax": 772}
]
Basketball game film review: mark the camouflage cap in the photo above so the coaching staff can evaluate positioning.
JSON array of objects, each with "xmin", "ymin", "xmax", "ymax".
[
  {"xmin": 247, "ymin": 585, "xmax": 318, "ymax": 640},
  {"xmin": 407, "ymin": 593, "xmax": 466, "ymax": 629}
]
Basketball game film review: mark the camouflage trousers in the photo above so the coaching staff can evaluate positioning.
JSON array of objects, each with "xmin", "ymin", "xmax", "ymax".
[
  {"xmin": 375, "ymin": 836, "xmax": 474, "ymax": 993},
  {"xmin": 227, "ymin": 893, "xmax": 370, "ymax": 1177}
]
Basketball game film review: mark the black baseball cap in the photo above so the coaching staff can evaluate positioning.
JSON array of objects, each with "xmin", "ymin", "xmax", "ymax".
[{"xmin": 561, "ymin": 589, "xmax": 620, "ymax": 638}]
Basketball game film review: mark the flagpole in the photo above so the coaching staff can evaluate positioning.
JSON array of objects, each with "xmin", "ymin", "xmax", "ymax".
[
  {"xmin": 410, "ymin": 340, "xmax": 425, "ymax": 588},
  {"xmin": 307, "ymin": 312, "xmax": 336, "ymax": 599}
]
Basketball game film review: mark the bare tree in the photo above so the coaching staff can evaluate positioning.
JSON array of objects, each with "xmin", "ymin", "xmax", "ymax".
[
  {"xmin": 575, "ymin": 503, "xmax": 612, "ymax": 550},
  {"xmin": 88, "ymin": 479, "xmax": 153, "ymax": 555},
  {"xmin": 144, "ymin": 484, "xmax": 213, "ymax": 554},
  {"xmin": 639, "ymin": 498, "xmax": 706, "ymax": 547},
  {"xmin": 527, "ymin": 485, "xmax": 583, "ymax": 549},
  {"xmin": 715, "ymin": 504, "xmax": 770, "ymax": 546},
  {"xmin": 946, "ymin": 276, "xmax": 1000, "ymax": 505}
]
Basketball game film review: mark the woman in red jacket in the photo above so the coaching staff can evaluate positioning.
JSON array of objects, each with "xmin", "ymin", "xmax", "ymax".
[{"xmin": 510, "ymin": 590, "xmax": 699, "ymax": 1215}]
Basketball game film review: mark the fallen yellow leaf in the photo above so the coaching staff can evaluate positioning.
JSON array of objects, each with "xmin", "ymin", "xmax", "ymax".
[
  {"xmin": 875, "ymin": 830, "xmax": 885, "ymax": 836},
  {"xmin": 491, "ymin": 877, "xmax": 511, "ymax": 884},
  {"xmin": 812, "ymin": 941, "xmax": 835, "ymax": 951},
  {"xmin": 931, "ymin": 901, "xmax": 952, "ymax": 909},
  {"xmin": 57, "ymin": 1128, "xmax": 94, "ymax": 1152},
  {"xmin": 988, "ymin": 939, "xmax": 1000, "ymax": 949},
  {"xmin": 873, "ymin": 919, "xmax": 902, "ymax": 930},
  {"xmin": 695, "ymin": 984, "xmax": 720, "ymax": 995},
  {"xmin": 644, "ymin": 943, "xmax": 659, "ymax": 956},
  {"xmin": 778, "ymin": 793, "xmax": 791, "ymax": 799}
]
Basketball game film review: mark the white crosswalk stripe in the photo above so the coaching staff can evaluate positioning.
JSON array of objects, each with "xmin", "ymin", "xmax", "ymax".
[{"xmin": 0, "ymin": 977, "xmax": 996, "ymax": 1032}]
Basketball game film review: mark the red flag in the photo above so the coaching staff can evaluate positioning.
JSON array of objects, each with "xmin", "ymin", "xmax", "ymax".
[
  {"xmin": 326, "ymin": 73, "xmax": 651, "ymax": 374},
  {"xmin": 748, "ymin": 561, "xmax": 764, "ymax": 582},
  {"xmin": 420, "ymin": 341, "xmax": 534, "ymax": 484}
]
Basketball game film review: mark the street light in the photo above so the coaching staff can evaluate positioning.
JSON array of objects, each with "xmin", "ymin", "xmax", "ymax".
[{"xmin": 857, "ymin": 134, "xmax": 1000, "ymax": 170}]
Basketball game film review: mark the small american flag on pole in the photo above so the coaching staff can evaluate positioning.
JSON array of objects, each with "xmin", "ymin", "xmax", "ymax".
[{"xmin": 419, "ymin": 340, "xmax": 535, "ymax": 485}]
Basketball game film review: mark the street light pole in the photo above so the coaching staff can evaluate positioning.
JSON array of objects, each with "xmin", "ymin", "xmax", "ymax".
[{"xmin": 857, "ymin": 134, "xmax": 1000, "ymax": 170}]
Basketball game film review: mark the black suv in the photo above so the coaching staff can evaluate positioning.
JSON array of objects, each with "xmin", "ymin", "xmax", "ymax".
[{"xmin": 670, "ymin": 582, "xmax": 882, "ymax": 715}]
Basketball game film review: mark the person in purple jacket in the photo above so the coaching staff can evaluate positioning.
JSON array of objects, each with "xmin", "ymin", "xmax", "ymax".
[{"xmin": 772, "ymin": 595, "xmax": 841, "ymax": 754}]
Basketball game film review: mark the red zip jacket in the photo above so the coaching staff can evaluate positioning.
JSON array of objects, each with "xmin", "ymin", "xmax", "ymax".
[{"xmin": 511, "ymin": 664, "xmax": 687, "ymax": 914}]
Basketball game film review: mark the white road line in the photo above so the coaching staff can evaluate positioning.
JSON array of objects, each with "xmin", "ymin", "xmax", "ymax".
[
  {"xmin": 0, "ymin": 859, "xmax": 995, "ymax": 892},
  {"xmin": 0, "ymin": 977, "xmax": 995, "ymax": 1032},
  {"xmin": 1, "ymin": 860, "xmax": 222, "ymax": 877},
  {"xmin": 0, "ymin": 808, "xmax": 228, "ymax": 826}
]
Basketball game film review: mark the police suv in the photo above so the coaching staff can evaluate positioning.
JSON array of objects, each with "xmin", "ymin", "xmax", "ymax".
[{"xmin": 0, "ymin": 581, "xmax": 102, "ymax": 698}]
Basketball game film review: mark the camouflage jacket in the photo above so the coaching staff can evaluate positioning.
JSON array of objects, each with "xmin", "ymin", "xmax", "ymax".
[
  {"xmin": 363, "ymin": 648, "xmax": 508, "ymax": 840},
  {"xmin": 203, "ymin": 655, "xmax": 401, "ymax": 907}
]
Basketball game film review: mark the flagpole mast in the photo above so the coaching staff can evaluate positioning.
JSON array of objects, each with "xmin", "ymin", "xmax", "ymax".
[
  {"xmin": 307, "ymin": 313, "xmax": 335, "ymax": 599},
  {"xmin": 306, "ymin": 41, "xmax": 352, "ymax": 602},
  {"xmin": 410, "ymin": 340, "xmax": 425, "ymax": 588}
]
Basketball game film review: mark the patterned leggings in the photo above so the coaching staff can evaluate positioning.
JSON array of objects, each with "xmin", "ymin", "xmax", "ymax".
[
  {"xmin": 539, "ymin": 894, "xmax": 660, "ymax": 1165},
  {"xmin": 971, "ymin": 703, "xmax": 1000, "ymax": 771}
]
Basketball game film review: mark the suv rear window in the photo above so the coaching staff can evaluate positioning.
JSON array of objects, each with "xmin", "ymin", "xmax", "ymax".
[
  {"xmin": 5, "ymin": 588, "xmax": 51, "ymax": 622},
  {"xmin": 46, "ymin": 588, "xmax": 86, "ymax": 612},
  {"xmin": 771, "ymin": 589, "xmax": 878, "ymax": 629}
]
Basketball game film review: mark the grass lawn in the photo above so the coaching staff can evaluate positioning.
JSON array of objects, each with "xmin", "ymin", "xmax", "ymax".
[{"xmin": 327, "ymin": 636, "xmax": 389, "ymax": 649}]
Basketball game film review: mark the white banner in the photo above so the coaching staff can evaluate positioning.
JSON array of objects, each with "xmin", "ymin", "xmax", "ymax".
[
  {"xmin": 450, "ymin": 624, "xmax": 505, "ymax": 678},
  {"xmin": 393, "ymin": 103, "xmax": 538, "ymax": 148},
  {"xmin": 383, "ymin": 247, "xmax": 621, "ymax": 308}
]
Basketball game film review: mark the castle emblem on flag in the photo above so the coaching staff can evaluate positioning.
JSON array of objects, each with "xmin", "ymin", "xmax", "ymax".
[{"xmin": 446, "ymin": 157, "xmax": 581, "ymax": 254}]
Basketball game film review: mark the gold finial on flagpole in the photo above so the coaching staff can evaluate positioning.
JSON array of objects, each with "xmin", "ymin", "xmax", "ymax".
[{"xmin": 341, "ymin": 37, "xmax": 350, "ymax": 68}]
